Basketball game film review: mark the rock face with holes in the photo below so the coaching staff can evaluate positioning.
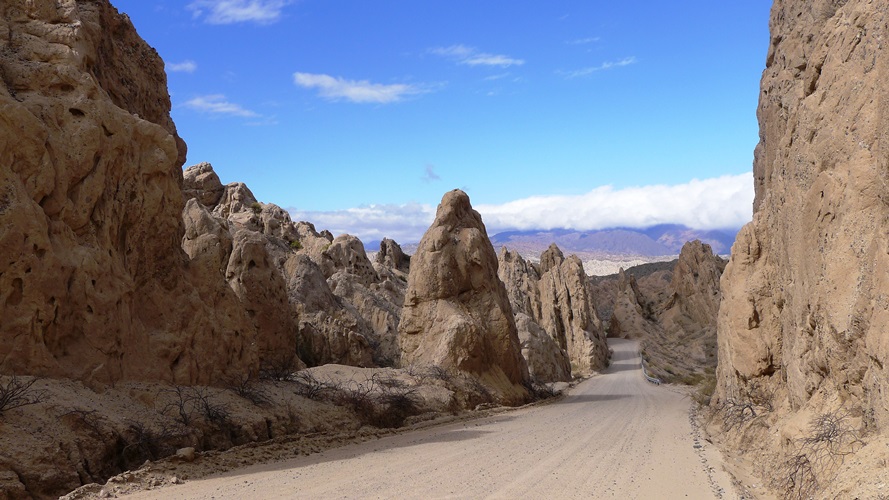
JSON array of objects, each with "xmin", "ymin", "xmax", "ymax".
[
  {"xmin": 713, "ymin": 0, "xmax": 889, "ymax": 495},
  {"xmin": 399, "ymin": 190, "xmax": 530, "ymax": 403},
  {"xmin": 0, "ymin": 0, "xmax": 262, "ymax": 385}
]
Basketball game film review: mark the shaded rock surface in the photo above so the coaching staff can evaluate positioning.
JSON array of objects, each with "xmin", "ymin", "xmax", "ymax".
[
  {"xmin": 399, "ymin": 190, "xmax": 530, "ymax": 403},
  {"xmin": 0, "ymin": 0, "xmax": 261, "ymax": 386},
  {"xmin": 711, "ymin": 1, "xmax": 889, "ymax": 496}
]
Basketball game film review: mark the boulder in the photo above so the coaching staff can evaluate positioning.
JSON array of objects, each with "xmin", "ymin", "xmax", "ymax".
[{"xmin": 183, "ymin": 162, "xmax": 224, "ymax": 208}]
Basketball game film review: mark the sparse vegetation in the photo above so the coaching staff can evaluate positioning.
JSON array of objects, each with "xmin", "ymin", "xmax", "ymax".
[
  {"xmin": 716, "ymin": 380, "xmax": 774, "ymax": 431},
  {"xmin": 159, "ymin": 386, "xmax": 232, "ymax": 428},
  {"xmin": 250, "ymin": 201, "xmax": 262, "ymax": 214},
  {"xmin": 774, "ymin": 409, "xmax": 864, "ymax": 499},
  {"xmin": 259, "ymin": 354, "xmax": 301, "ymax": 381},
  {"xmin": 0, "ymin": 375, "xmax": 47, "ymax": 416},
  {"xmin": 224, "ymin": 373, "xmax": 273, "ymax": 407},
  {"xmin": 289, "ymin": 239, "xmax": 302, "ymax": 250}
]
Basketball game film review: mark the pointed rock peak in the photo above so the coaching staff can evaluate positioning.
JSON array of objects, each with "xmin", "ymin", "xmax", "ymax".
[
  {"xmin": 434, "ymin": 189, "xmax": 485, "ymax": 231},
  {"xmin": 376, "ymin": 237, "xmax": 410, "ymax": 272},
  {"xmin": 540, "ymin": 243, "xmax": 565, "ymax": 274}
]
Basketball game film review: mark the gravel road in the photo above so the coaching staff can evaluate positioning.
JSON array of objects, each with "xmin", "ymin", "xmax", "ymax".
[{"xmin": 124, "ymin": 339, "xmax": 736, "ymax": 499}]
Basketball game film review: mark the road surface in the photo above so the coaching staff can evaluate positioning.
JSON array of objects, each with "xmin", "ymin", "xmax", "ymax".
[{"xmin": 126, "ymin": 339, "xmax": 735, "ymax": 499}]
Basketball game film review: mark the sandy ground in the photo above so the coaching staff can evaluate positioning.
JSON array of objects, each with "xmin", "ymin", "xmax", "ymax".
[{"xmin": 118, "ymin": 339, "xmax": 739, "ymax": 499}]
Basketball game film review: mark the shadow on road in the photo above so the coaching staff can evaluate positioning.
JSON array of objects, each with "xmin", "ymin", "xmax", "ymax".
[{"xmin": 558, "ymin": 393, "xmax": 632, "ymax": 404}]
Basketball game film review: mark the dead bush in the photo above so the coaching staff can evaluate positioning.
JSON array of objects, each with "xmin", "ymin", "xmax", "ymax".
[
  {"xmin": 159, "ymin": 386, "xmax": 231, "ymax": 428},
  {"xmin": 259, "ymin": 354, "xmax": 300, "ymax": 381},
  {"xmin": 121, "ymin": 420, "xmax": 186, "ymax": 466},
  {"xmin": 716, "ymin": 380, "xmax": 774, "ymax": 430},
  {"xmin": 0, "ymin": 375, "xmax": 47, "ymax": 416},
  {"xmin": 224, "ymin": 373, "xmax": 272, "ymax": 407},
  {"xmin": 774, "ymin": 409, "xmax": 864, "ymax": 499},
  {"xmin": 293, "ymin": 371, "xmax": 332, "ymax": 400}
]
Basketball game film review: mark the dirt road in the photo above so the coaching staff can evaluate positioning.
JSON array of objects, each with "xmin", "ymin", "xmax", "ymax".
[{"xmin": 125, "ymin": 339, "xmax": 736, "ymax": 499}]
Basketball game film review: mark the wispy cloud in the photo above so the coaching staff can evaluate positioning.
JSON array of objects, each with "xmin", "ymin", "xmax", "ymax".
[
  {"xmin": 289, "ymin": 203, "xmax": 436, "ymax": 245},
  {"xmin": 430, "ymin": 45, "xmax": 525, "ymax": 68},
  {"xmin": 188, "ymin": 0, "xmax": 291, "ymax": 25},
  {"xmin": 560, "ymin": 56, "xmax": 637, "ymax": 78},
  {"xmin": 566, "ymin": 37, "xmax": 600, "ymax": 45},
  {"xmin": 167, "ymin": 60, "xmax": 197, "ymax": 73},
  {"xmin": 293, "ymin": 72, "xmax": 430, "ymax": 104},
  {"xmin": 182, "ymin": 94, "xmax": 259, "ymax": 117},
  {"xmin": 422, "ymin": 165, "xmax": 441, "ymax": 183},
  {"xmin": 290, "ymin": 174, "xmax": 754, "ymax": 244}
]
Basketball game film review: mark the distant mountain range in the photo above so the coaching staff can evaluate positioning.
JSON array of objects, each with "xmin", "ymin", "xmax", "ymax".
[
  {"xmin": 371, "ymin": 225, "xmax": 739, "ymax": 258},
  {"xmin": 487, "ymin": 225, "xmax": 738, "ymax": 257}
]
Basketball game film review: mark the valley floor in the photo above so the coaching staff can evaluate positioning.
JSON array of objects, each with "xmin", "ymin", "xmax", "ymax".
[{"xmin": 117, "ymin": 340, "xmax": 740, "ymax": 499}]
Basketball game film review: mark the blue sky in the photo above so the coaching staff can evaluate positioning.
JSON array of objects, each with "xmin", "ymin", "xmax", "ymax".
[{"xmin": 115, "ymin": 0, "xmax": 772, "ymax": 243}]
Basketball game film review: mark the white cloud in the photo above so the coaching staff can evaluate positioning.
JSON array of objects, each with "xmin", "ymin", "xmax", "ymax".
[
  {"xmin": 289, "ymin": 203, "xmax": 436, "ymax": 245},
  {"xmin": 430, "ymin": 45, "xmax": 525, "ymax": 68},
  {"xmin": 168, "ymin": 60, "xmax": 197, "ymax": 73},
  {"xmin": 188, "ymin": 0, "xmax": 290, "ymax": 25},
  {"xmin": 293, "ymin": 72, "xmax": 430, "ymax": 104},
  {"xmin": 477, "ymin": 173, "xmax": 753, "ymax": 233},
  {"xmin": 288, "ymin": 174, "xmax": 754, "ymax": 244},
  {"xmin": 561, "ymin": 56, "xmax": 637, "ymax": 78},
  {"xmin": 566, "ymin": 37, "xmax": 600, "ymax": 45},
  {"xmin": 182, "ymin": 94, "xmax": 259, "ymax": 117}
]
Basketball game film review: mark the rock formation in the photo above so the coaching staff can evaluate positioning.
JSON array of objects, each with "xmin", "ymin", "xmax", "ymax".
[
  {"xmin": 536, "ymin": 245, "xmax": 610, "ymax": 375},
  {"xmin": 713, "ymin": 0, "xmax": 889, "ymax": 494},
  {"xmin": 374, "ymin": 238, "xmax": 411, "ymax": 274},
  {"xmin": 399, "ymin": 190, "xmax": 530, "ymax": 403},
  {"xmin": 588, "ymin": 241, "xmax": 725, "ymax": 383},
  {"xmin": 607, "ymin": 269, "xmax": 659, "ymax": 339},
  {"xmin": 497, "ymin": 246, "xmax": 610, "ymax": 381},
  {"xmin": 183, "ymin": 163, "xmax": 378, "ymax": 369},
  {"xmin": 0, "ymin": 0, "xmax": 265, "ymax": 385}
]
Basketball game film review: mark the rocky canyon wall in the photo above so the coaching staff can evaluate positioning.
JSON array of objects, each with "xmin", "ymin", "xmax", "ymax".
[
  {"xmin": 714, "ymin": 0, "xmax": 889, "ymax": 494},
  {"xmin": 0, "ymin": 0, "xmax": 262, "ymax": 385}
]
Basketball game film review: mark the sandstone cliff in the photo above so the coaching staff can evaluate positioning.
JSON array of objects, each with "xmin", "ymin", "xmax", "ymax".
[
  {"xmin": 399, "ymin": 190, "xmax": 530, "ymax": 403},
  {"xmin": 0, "ymin": 1, "xmax": 265, "ymax": 385},
  {"xmin": 713, "ymin": 1, "xmax": 889, "ymax": 495}
]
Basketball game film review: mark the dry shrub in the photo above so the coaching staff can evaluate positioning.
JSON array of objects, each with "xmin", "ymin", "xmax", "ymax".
[
  {"xmin": 774, "ymin": 409, "xmax": 864, "ymax": 499},
  {"xmin": 0, "ymin": 375, "xmax": 46, "ymax": 416}
]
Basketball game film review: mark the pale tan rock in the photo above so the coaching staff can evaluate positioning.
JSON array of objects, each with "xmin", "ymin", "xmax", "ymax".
[
  {"xmin": 183, "ymin": 162, "xmax": 224, "ymax": 208},
  {"xmin": 515, "ymin": 313, "xmax": 572, "ymax": 383},
  {"xmin": 321, "ymin": 235, "xmax": 379, "ymax": 285},
  {"xmin": 375, "ymin": 238, "xmax": 411, "ymax": 274},
  {"xmin": 536, "ymin": 245, "xmax": 610, "ymax": 375},
  {"xmin": 713, "ymin": 1, "xmax": 889, "ymax": 495},
  {"xmin": 284, "ymin": 254, "xmax": 374, "ymax": 367},
  {"xmin": 225, "ymin": 229, "xmax": 300, "ymax": 365},
  {"xmin": 607, "ymin": 268, "xmax": 652, "ymax": 339},
  {"xmin": 399, "ymin": 190, "xmax": 530, "ymax": 404},
  {"xmin": 497, "ymin": 247, "xmax": 542, "ymax": 319}
]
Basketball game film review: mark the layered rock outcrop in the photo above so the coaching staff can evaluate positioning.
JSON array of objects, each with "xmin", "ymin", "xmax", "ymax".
[
  {"xmin": 0, "ymin": 0, "xmax": 262, "ymax": 385},
  {"xmin": 399, "ymin": 190, "xmax": 530, "ymax": 403},
  {"xmin": 498, "ymin": 246, "xmax": 609, "ymax": 381},
  {"xmin": 712, "ymin": 1, "xmax": 889, "ymax": 494}
]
